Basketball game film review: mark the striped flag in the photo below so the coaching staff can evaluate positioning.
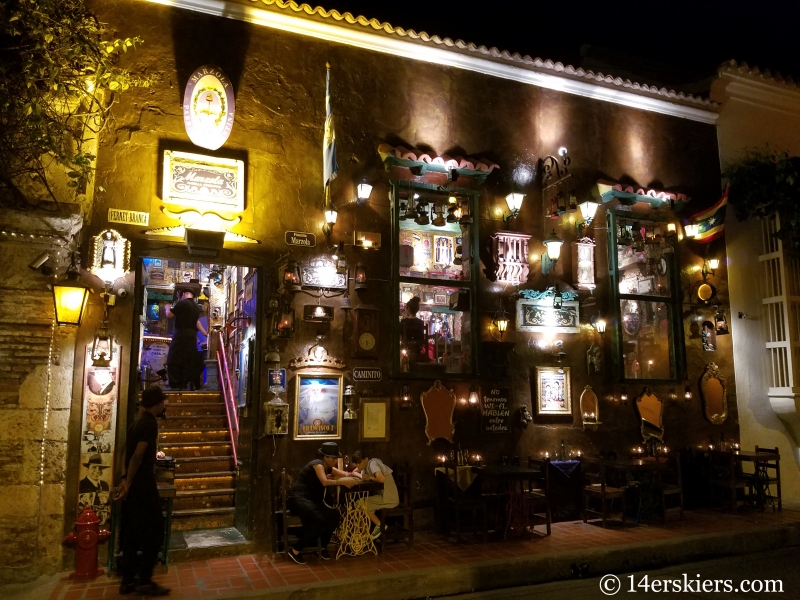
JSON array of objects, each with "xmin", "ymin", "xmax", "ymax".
[
  {"xmin": 689, "ymin": 187, "xmax": 728, "ymax": 243},
  {"xmin": 323, "ymin": 63, "xmax": 338, "ymax": 189}
]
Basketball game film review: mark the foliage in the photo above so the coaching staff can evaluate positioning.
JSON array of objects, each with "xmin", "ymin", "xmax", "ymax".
[
  {"xmin": 0, "ymin": 0, "xmax": 152, "ymax": 209},
  {"xmin": 725, "ymin": 150, "xmax": 800, "ymax": 254}
]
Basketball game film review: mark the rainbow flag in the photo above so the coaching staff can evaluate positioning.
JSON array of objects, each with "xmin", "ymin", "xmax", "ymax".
[
  {"xmin": 322, "ymin": 63, "xmax": 338, "ymax": 189},
  {"xmin": 689, "ymin": 187, "xmax": 728, "ymax": 243}
]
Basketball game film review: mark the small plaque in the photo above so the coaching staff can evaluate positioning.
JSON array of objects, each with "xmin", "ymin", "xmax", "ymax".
[
  {"xmin": 285, "ymin": 231, "xmax": 316, "ymax": 247},
  {"xmin": 352, "ymin": 367, "xmax": 382, "ymax": 382},
  {"xmin": 108, "ymin": 208, "xmax": 150, "ymax": 226}
]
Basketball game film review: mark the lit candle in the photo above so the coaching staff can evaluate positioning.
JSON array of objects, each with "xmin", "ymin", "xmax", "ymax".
[{"xmin": 576, "ymin": 450, "xmax": 582, "ymax": 457}]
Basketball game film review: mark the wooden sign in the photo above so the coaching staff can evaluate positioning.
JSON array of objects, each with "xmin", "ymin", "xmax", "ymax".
[
  {"xmin": 481, "ymin": 387, "xmax": 510, "ymax": 433},
  {"xmin": 108, "ymin": 208, "xmax": 149, "ymax": 226},
  {"xmin": 352, "ymin": 367, "xmax": 381, "ymax": 381},
  {"xmin": 285, "ymin": 231, "xmax": 316, "ymax": 247}
]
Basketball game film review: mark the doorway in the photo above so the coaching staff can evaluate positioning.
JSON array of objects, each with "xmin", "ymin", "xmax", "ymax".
[{"xmin": 134, "ymin": 257, "xmax": 259, "ymax": 545}]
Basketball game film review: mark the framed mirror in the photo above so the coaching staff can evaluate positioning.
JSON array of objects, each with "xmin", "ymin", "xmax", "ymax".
[
  {"xmin": 580, "ymin": 385, "xmax": 600, "ymax": 428},
  {"xmin": 635, "ymin": 386, "xmax": 664, "ymax": 442},
  {"xmin": 621, "ymin": 300, "xmax": 640, "ymax": 335},
  {"xmin": 700, "ymin": 362, "xmax": 727, "ymax": 424},
  {"xmin": 420, "ymin": 380, "xmax": 456, "ymax": 444}
]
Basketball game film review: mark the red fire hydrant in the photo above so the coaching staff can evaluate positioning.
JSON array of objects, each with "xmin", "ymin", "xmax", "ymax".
[{"xmin": 63, "ymin": 508, "xmax": 110, "ymax": 579}]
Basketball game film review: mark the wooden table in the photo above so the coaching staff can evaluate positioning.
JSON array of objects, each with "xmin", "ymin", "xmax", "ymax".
[
  {"xmin": 735, "ymin": 451, "xmax": 780, "ymax": 509},
  {"xmin": 472, "ymin": 465, "xmax": 541, "ymax": 538},
  {"xmin": 335, "ymin": 480, "xmax": 383, "ymax": 559},
  {"xmin": 602, "ymin": 458, "xmax": 669, "ymax": 524}
]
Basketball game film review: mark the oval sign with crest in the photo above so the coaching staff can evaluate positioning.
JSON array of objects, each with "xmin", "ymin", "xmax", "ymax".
[{"xmin": 183, "ymin": 65, "xmax": 235, "ymax": 151}]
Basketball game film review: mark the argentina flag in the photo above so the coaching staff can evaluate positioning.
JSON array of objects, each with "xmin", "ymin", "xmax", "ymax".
[{"xmin": 323, "ymin": 63, "xmax": 338, "ymax": 188}]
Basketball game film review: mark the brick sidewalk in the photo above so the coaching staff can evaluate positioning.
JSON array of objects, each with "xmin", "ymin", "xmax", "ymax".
[{"xmin": 47, "ymin": 508, "xmax": 800, "ymax": 600}]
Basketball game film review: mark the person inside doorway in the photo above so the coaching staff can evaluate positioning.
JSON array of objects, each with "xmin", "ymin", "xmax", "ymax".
[
  {"xmin": 400, "ymin": 296, "xmax": 428, "ymax": 363},
  {"xmin": 164, "ymin": 281, "xmax": 207, "ymax": 389},
  {"xmin": 350, "ymin": 450, "xmax": 399, "ymax": 539}
]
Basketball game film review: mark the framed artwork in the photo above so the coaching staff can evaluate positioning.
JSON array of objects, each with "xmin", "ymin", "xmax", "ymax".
[
  {"xmin": 293, "ymin": 372, "xmax": 343, "ymax": 440},
  {"xmin": 536, "ymin": 366, "xmax": 572, "ymax": 415},
  {"xmin": 516, "ymin": 298, "xmax": 580, "ymax": 333},
  {"xmin": 637, "ymin": 277, "xmax": 655, "ymax": 295},
  {"xmin": 359, "ymin": 397, "xmax": 390, "ymax": 442},
  {"xmin": 423, "ymin": 292, "xmax": 435, "ymax": 304},
  {"xmin": 434, "ymin": 294, "xmax": 447, "ymax": 305},
  {"xmin": 433, "ymin": 235, "xmax": 454, "ymax": 265}
]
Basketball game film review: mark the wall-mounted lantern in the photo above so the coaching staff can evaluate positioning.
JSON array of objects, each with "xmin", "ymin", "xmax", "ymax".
[
  {"xmin": 343, "ymin": 385, "xmax": 358, "ymax": 419},
  {"xmin": 52, "ymin": 256, "xmax": 89, "ymax": 327},
  {"xmin": 400, "ymin": 384, "xmax": 412, "ymax": 410},
  {"xmin": 458, "ymin": 199, "xmax": 473, "ymax": 224},
  {"xmin": 468, "ymin": 385, "xmax": 480, "ymax": 406},
  {"xmin": 684, "ymin": 385, "xmax": 693, "ymax": 401},
  {"xmin": 542, "ymin": 229, "xmax": 563, "ymax": 276},
  {"xmin": 322, "ymin": 201, "xmax": 338, "ymax": 238},
  {"xmin": 354, "ymin": 263, "xmax": 368, "ymax": 291},
  {"xmin": 432, "ymin": 203, "xmax": 446, "ymax": 227},
  {"xmin": 684, "ymin": 223, "xmax": 699, "ymax": 238},
  {"xmin": 491, "ymin": 310, "xmax": 510, "ymax": 341},
  {"xmin": 91, "ymin": 320, "xmax": 113, "ymax": 367},
  {"xmin": 276, "ymin": 304, "xmax": 295, "ymax": 337},
  {"xmin": 355, "ymin": 180, "xmax": 373, "ymax": 206},
  {"xmin": 576, "ymin": 199, "xmax": 600, "ymax": 235},
  {"xmin": 503, "ymin": 193, "xmax": 525, "ymax": 225},
  {"xmin": 283, "ymin": 260, "xmax": 301, "ymax": 293},
  {"xmin": 620, "ymin": 386, "xmax": 629, "ymax": 404},
  {"xmin": 590, "ymin": 312, "xmax": 607, "ymax": 336},
  {"xmin": 702, "ymin": 257, "xmax": 720, "ymax": 279}
]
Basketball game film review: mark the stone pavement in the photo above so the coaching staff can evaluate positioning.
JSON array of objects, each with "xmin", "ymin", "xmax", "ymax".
[{"xmin": 10, "ymin": 507, "xmax": 800, "ymax": 600}]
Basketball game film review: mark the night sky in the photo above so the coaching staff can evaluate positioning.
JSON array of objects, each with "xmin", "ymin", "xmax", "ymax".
[{"xmin": 319, "ymin": 0, "xmax": 800, "ymax": 88}]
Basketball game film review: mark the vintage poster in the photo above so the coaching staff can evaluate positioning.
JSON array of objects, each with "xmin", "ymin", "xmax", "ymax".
[
  {"xmin": 293, "ymin": 373, "xmax": 343, "ymax": 440},
  {"xmin": 77, "ymin": 345, "xmax": 119, "ymax": 527},
  {"xmin": 536, "ymin": 367, "xmax": 572, "ymax": 415}
]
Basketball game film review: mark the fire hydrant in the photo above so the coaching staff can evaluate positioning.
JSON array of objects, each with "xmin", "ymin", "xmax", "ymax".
[{"xmin": 63, "ymin": 508, "xmax": 110, "ymax": 579}]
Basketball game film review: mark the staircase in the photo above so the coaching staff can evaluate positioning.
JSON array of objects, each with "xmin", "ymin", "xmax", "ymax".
[{"xmin": 159, "ymin": 391, "xmax": 237, "ymax": 531}]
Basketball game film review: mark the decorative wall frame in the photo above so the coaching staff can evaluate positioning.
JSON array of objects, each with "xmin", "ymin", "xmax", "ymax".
[
  {"xmin": 517, "ymin": 297, "xmax": 580, "ymax": 333},
  {"xmin": 571, "ymin": 237, "xmax": 595, "ymax": 290},
  {"xmin": 535, "ymin": 367, "xmax": 572, "ymax": 415},
  {"xmin": 360, "ymin": 397, "xmax": 390, "ymax": 442},
  {"xmin": 491, "ymin": 231, "xmax": 532, "ymax": 285},
  {"xmin": 635, "ymin": 387, "xmax": 665, "ymax": 443},
  {"xmin": 300, "ymin": 258, "xmax": 348, "ymax": 289},
  {"xmin": 700, "ymin": 362, "xmax": 728, "ymax": 424},
  {"xmin": 293, "ymin": 372, "xmax": 343, "ymax": 440},
  {"xmin": 264, "ymin": 399, "xmax": 289, "ymax": 435},
  {"xmin": 420, "ymin": 380, "xmax": 456, "ymax": 444}
]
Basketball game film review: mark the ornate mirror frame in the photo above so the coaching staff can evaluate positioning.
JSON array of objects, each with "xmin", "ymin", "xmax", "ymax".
[
  {"xmin": 635, "ymin": 386, "xmax": 665, "ymax": 443},
  {"xmin": 700, "ymin": 362, "xmax": 728, "ymax": 425},
  {"xmin": 420, "ymin": 380, "xmax": 456, "ymax": 445}
]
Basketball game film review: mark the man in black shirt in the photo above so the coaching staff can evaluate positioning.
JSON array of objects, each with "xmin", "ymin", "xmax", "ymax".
[
  {"xmin": 165, "ymin": 285, "xmax": 207, "ymax": 390},
  {"xmin": 115, "ymin": 386, "xmax": 169, "ymax": 596}
]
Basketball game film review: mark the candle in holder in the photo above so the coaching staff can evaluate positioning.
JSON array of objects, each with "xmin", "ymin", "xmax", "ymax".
[
  {"xmin": 474, "ymin": 454, "xmax": 482, "ymax": 466},
  {"xmin": 542, "ymin": 451, "xmax": 550, "ymax": 459},
  {"xmin": 576, "ymin": 450, "xmax": 582, "ymax": 457}
]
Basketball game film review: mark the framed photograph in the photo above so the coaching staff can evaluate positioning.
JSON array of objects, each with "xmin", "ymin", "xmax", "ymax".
[
  {"xmin": 293, "ymin": 372, "xmax": 343, "ymax": 440},
  {"xmin": 536, "ymin": 366, "xmax": 572, "ymax": 415},
  {"xmin": 423, "ymin": 292, "xmax": 435, "ymax": 304},
  {"xmin": 267, "ymin": 368, "xmax": 286, "ymax": 393},
  {"xmin": 434, "ymin": 294, "xmax": 447, "ymax": 305},
  {"xmin": 360, "ymin": 397, "xmax": 390, "ymax": 442},
  {"xmin": 637, "ymin": 277, "xmax": 655, "ymax": 295},
  {"xmin": 433, "ymin": 235, "xmax": 454, "ymax": 265}
]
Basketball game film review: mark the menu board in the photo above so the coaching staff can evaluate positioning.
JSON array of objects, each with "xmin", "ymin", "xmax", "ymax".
[{"xmin": 481, "ymin": 387, "xmax": 510, "ymax": 433}]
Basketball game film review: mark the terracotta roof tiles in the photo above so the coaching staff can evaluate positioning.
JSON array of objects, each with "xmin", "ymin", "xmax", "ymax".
[{"xmin": 718, "ymin": 59, "xmax": 798, "ymax": 90}]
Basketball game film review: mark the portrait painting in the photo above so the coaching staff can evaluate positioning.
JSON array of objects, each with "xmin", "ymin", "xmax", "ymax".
[
  {"xmin": 77, "ymin": 452, "xmax": 113, "ymax": 525},
  {"xmin": 293, "ymin": 372, "xmax": 343, "ymax": 440},
  {"xmin": 536, "ymin": 367, "xmax": 572, "ymax": 415}
]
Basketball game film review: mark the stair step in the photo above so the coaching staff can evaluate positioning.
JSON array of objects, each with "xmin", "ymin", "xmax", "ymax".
[
  {"xmin": 171, "ymin": 512, "xmax": 235, "ymax": 531},
  {"xmin": 177, "ymin": 488, "xmax": 236, "ymax": 497},
  {"xmin": 165, "ymin": 403, "xmax": 225, "ymax": 417},
  {"xmin": 174, "ymin": 456, "xmax": 235, "ymax": 475},
  {"xmin": 160, "ymin": 430, "xmax": 230, "ymax": 443},
  {"xmin": 174, "ymin": 493, "xmax": 235, "ymax": 510},
  {"xmin": 158, "ymin": 392, "xmax": 224, "ymax": 404},
  {"xmin": 163, "ymin": 444, "xmax": 231, "ymax": 459},
  {"xmin": 175, "ymin": 471, "xmax": 236, "ymax": 479},
  {"xmin": 161, "ymin": 441, "xmax": 231, "ymax": 448},
  {"xmin": 173, "ymin": 507, "xmax": 236, "ymax": 517},
  {"xmin": 165, "ymin": 416, "xmax": 227, "ymax": 429},
  {"xmin": 176, "ymin": 475, "xmax": 236, "ymax": 491}
]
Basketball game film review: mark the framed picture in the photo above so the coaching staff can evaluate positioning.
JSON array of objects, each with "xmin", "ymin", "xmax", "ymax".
[
  {"xmin": 433, "ymin": 235, "xmax": 454, "ymax": 265},
  {"xmin": 434, "ymin": 294, "xmax": 447, "ymax": 305},
  {"xmin": 637, "ymin": 277, "xmax": 655, "ymax": 294},
  {"xmin": 293, "ymin": 372, "xmax": 343, "ymax": 440},
  {"xmin": 423, "ymin": 292, "xmax": 435, "ymax": 304},
  {"xmin": 516, "ymin": 298, "xmax": 580, "ymax": 333},
  {"xmin": 360, "ymin": 397, "xmax": 390, "ymax": 442},
  {"xmin": 536, "ymin": 366, "xmax": 572, "ymax": 415}
]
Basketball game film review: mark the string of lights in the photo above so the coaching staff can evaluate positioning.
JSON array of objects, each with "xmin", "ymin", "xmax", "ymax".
[
  {"xmin": 0, "ymin": 229, "xmax": 69, "ymax": 244},
  {"xmin": 38, "ymin": 318, "xmax": 56, "ymax": 486}
]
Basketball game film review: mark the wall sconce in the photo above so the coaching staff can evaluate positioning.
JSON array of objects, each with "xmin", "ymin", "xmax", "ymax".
[
  {"xmin": 283, "ymin": 260, "xmax": 301, "ymax": 293},
  {"xmin": 343, "ymin": 385, "xmax": 358, "ymax": 419},
  {"xmin": 684, "ymin": 385, "xmax": 693, "ymax": 401},
  {"xmin": 666, "ymin": 222, "xmax": 677, "ymax": 237},
  {"xmin": 400, "ymin": 384, "xmax": 412, "ymax": 410},
  {"xmin": 265, "ymin": 344, "xmax": 281, "ymax": 363},
  {"xmin": 468, "ymin": 385, "xmax": 480, "ymax": 405},
  {"xmin": 52, "ymin": 256, "xmax": 90, "ymax": 327},
  {"xmin": 668, "ymin": 387, "xmax": 677, "ymax": 401},
  {"xmin": 354, "ymin": 263, "xmax": 368, "ymax": 291},
  {"xmin": 620, "ymin": 387, "xmax": 629, "ymax": 404},
  {"xmin": 355, "ymin": 180, "xmax": 373, "ymax": 206},
  {"xmin": 322, "ymin": 202, "xmax": 338, "ymax": 238},
  {"xmin": 458, "ymin": 200, "xmax": 473, "ymax": 225},
  {"xmin": 542, "ymin": 229, "xmax": 563, "ymax": 275},
  {"xmin": 503, "ymin": 193, "xmax": 525, "ymax": 225},
  {"xmin": 276, "ymin": 304, "xmax": 295, "ymax": 337},
  {"xmin": 684, "ymin": 223, "xmax": 699, "ymax": 239},
  {"xmin": 91, "ymin": 320, "xmax": 113, "ymax": 367},
  {"xmin": 491, "ymin": 310, "xmax": 510, "ymax": 341},
  {"xmin": 576, "ymin": 199, "xmax": 600, "ymax": 234},
  {"xmin": 590, "ymin": 313, "xmax": 607, "ymax": 335},
  {"xmin": 702, "ymin": 257, "xmax": 720, "ymax": 279}
]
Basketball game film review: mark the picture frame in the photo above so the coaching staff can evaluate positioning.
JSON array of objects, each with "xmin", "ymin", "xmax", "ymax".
[
  {"xmin": 423, "ymin": 292, "xmax": 435, "ymax": 304},
  {"xmin": 293, "ymin": 372, "xmax": 343, "ymax": 440},
  {"xmin": 637, "ymin": 277, "xmax": 655, "ymax": 295},
  {"xmin": 359, "ymin": 397, "xmax": 390, "ymax": 442},
  {"xmin": 434, "ymin": 294, "xmax": 447, "ymax": 305},
  {"xmin": 536, "ymin": 366, "xmax": 572, "ymax": 415},
  {"xmin": 516, "ymin": 298, "xmax": 580, "ymax": 333}
]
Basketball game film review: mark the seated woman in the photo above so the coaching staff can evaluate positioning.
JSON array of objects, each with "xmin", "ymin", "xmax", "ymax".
[
  {"xmin": 286, "ymin": 442, "xmax": 356, "ymax": 564},
  {"xmin": 351, "ymin": 449, "xmax": 399, "ymax": 539}
]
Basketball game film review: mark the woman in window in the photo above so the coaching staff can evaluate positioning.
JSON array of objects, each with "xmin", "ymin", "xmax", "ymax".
[
  {"xmin": 350, "ymin": 449, "xmax": 399, "ymax": 539},
  {"xmin": 400, "ymin": 296, "xmax": 428, "ymax": 363}
]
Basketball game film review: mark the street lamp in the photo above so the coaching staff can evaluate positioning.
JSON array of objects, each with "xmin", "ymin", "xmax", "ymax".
[{"xmin": 52, "ymin": 258, "xmax": 89, "ymax": 326}]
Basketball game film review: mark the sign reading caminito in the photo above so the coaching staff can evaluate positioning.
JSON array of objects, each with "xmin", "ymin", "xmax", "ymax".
[
  {"xmin": 482, "ymin": 387, "xmax": 510, "ymax": 433},
  {"xmin": 352, "ymin": 367, "xmax": 381, "ymax": 382}
]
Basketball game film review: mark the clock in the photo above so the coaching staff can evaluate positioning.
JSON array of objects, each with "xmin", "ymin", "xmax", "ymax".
[{"xmin": 353, "ymin": 306, "xmax": 379, "ymax": 359}]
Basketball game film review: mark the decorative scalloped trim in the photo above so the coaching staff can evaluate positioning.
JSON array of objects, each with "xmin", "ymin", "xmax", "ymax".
[
  {"xmin": 251, "ymin": 0, "xmax": 717, "ymax": 109},
  {"xmin": 377, "ymin": 143, "xmax": 499, "ymax": 173},
  {"xmin": 718, "ymin": 59, "xmax": 798, "ymax": 90}
]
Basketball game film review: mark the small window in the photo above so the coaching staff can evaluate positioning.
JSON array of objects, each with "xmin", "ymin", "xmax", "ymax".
[
  {"xmin": 608, "ymin": 212, "xmax": 684, "ymax": 381},
  {"xmin": 392, "ymin": 182, "xmax": 478, "ymax": 376}
]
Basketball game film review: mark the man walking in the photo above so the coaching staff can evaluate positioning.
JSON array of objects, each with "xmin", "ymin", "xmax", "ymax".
[{"xmin": 115, "ymin": 386, "xmax": 170, "ymax": 596}]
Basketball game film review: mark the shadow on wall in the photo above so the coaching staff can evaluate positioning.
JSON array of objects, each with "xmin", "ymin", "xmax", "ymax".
[{"xmin": 170, "ymin": 7, "xmax": 252, "ymax": 101}]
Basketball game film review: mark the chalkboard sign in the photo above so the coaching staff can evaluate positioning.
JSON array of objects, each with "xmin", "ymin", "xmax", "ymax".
[{"xmin": 481, "ymin": 387, "xmax": 510, "ymax": 433}]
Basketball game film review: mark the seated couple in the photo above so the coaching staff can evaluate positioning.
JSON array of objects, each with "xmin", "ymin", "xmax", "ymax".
[{"xmin": 286, "ymin": 442, "xmax": 399, "ymax": 564}]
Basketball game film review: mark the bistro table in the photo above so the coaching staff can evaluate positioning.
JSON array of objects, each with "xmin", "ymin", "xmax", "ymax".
[
  {"xmin": 335, "ymin": 479, "xmax": 383, "ymax": 559},
  {"xmin": 735, "ymin": 451, "xmax": 781, "ymax": 510},
  {"xmin": 602, "ymin": 457, "xmax": 669, "ymax": 524},
  {"xmin": 471, "ymin": 465, "xmax": 540, "ymax": 538}
]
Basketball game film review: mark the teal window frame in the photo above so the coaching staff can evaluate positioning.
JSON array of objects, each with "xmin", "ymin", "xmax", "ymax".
[
  {"xmin": 607, "ymin": 210, "xmax": 685, "ymax": 383},
  {"xmin": 390, "ymin": 180, "xmax": 480, "ymax": 379}
]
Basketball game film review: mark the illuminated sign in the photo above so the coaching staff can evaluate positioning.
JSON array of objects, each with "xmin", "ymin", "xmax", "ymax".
[
  {"xmin": 285, "ymin": 231, "xmax": 316, "ymax": 247},
  {"xmin": 183, "ymin": 65, "xmax": 235, "ymax": 150},
  {"xmin": 107, "ymin": 208, "xmax": 149, "ymax": 226},
  {"xmin": 162, "ymin": 150, "xmax": 244, "ymax": 212}
]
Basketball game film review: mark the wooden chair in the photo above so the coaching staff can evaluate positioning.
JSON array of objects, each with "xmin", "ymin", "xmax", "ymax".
[
  {"xmin": 280, "ymin": 468, "xmax": 322, "ymax": 559},
  {"xmin": 443, "ymin": 461, "xmax": 488, "ymax": 543},
  {"xmin": 657, "ymin": 456, "xmax": 684, "ymax": 522},
  {"xmin": 755, "ymin": 446, "xmax": 782, "ymax": 510},
  {"xmin": 581, "ymin": 456, "xmax": 626, "ymax": 528},
  {"xmin": 524, "ymin": 456, "xmax": 552, "ymax": 536},
  {"xmin": 378, "ymin": 463, "xmax": 414, "ymax": 552},
  {"xmin": 708, "ymin": 450, "xmax": 751, "ymax": 511}
]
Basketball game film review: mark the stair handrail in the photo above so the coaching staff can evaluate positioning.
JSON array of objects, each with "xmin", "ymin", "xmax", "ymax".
[{"xmin": 216, "ymin": 348, "xmax": 239, "ymax": 467}]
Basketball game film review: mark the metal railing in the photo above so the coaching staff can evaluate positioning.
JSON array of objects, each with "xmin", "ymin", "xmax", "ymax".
[{"xmin": 217, "ymin": 347, "xmax": 240, "ymax": 467}]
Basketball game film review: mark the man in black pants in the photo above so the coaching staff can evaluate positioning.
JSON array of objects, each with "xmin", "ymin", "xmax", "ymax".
[
  {"xmin": 286, "ymin": 442, "xmax": 356, "ymax": 564},
  {"xmin": 115, "ymin": 387, "xmax": 169, "ymax": 596}
]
